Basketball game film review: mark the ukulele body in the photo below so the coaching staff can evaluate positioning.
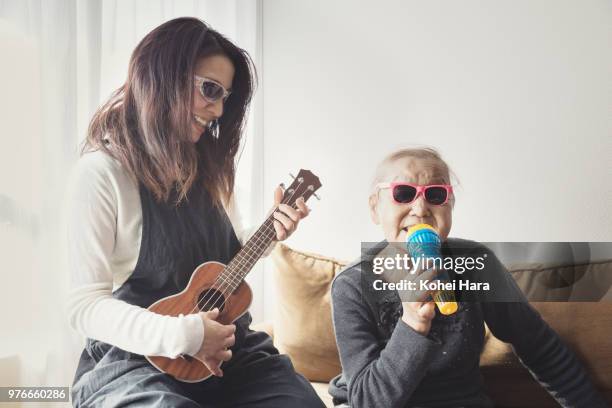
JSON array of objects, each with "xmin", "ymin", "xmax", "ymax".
[{"xmin": 146, "ymin": 261, "xmax": 252, "ymax": 382}]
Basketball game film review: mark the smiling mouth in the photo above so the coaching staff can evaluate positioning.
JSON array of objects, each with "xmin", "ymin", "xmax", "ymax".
[{"xmin": 193, "ymin": 114, "xmax": 208, "ymax": 128}]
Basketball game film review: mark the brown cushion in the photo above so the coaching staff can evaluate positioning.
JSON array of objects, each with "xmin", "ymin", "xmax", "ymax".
[
  {"xmin": 270, "ymin": 243, "xmax": 346, "ymax": 382},
  {"xmin": 270, "ymin": 243, "xmax": 612, "ymax": 405},
  {"xmin": 480, "ymin": 260, "xmax": 612, "ymax": 406}
]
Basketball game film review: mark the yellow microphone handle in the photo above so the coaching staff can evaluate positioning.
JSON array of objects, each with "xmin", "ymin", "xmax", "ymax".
[{"xmin": 432, "ymin": 290, "xmax": 458, "ymax": 315}]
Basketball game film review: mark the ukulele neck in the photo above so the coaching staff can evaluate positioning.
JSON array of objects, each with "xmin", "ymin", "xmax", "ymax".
[
  {"xmin": 221, "ymin": 215, "xmax": 277, "ymax": 286},
  {"xmin": 216, "ymin": 169, "xmax": 321, "ymax": 293}
]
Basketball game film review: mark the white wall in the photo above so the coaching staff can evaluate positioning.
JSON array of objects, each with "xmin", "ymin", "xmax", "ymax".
[{"xmin": 261, "ymin": 0, "xmax": 612, "ymax": 264}]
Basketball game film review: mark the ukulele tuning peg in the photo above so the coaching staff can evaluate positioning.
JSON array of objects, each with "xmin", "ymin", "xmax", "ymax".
[
  {"xmin": 307, "ymin": 185, "xmax": 321, "ymax": 200},
  {"xmin": 289, "ymin": 173, "xmax": 304, "ymax": 183}
]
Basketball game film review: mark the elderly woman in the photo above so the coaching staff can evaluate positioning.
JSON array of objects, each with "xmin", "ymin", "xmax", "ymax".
[{"xmin": 329, "ymin": 148, "xmax": 606, "ymax": 408}]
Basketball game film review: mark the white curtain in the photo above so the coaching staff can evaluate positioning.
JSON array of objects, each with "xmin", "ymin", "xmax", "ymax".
[{"xmin": 0, "ymin": 0, "xmax": 263, "ymax": 392}]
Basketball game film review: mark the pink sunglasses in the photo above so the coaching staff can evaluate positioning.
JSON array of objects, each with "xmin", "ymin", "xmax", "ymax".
[{"xmin": 376, "ymin": 182, "xmax": 453, "ymax": 206}]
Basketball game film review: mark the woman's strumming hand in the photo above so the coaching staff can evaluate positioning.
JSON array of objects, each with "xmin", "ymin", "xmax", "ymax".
[{"xmin": 193, "ymin": 308, "xmax": 235, "ymax": 377}]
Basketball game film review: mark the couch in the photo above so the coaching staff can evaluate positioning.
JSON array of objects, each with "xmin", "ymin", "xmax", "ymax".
[{"xmin": 253, "ymin": 243, "xmax": 612, "ymax": 408}]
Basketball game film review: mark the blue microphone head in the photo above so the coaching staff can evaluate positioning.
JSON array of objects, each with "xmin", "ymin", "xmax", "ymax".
[
  {"xmin": 406, "ymin": 223, "xmax": 441, "ymax": 259},
  {"xmin": 406, "ymin": 224, "xmax": 458, "ymax": 315}
]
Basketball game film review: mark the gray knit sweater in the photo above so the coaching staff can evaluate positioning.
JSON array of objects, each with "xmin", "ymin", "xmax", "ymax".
[{"xmin": 328, "ymin": 239, "xmax": 606, "ymax": 408}]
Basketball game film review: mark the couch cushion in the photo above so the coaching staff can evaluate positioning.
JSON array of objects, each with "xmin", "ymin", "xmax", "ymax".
[
  {"xmin": 479, "ymin": 260, "xmax": 612, "ymax": 406},
  {"xmin": 310, "ymin": 382, "xmax": 335, "ymax": 408},
  {"xmin": 270, "ymin": 243, "xmax": 346, "ymax": 382}
]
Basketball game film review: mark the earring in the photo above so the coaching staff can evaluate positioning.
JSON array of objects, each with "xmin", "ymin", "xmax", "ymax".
[{"xmin": 208, "ymin": 119, "xmax": 219, "ymax": 139}]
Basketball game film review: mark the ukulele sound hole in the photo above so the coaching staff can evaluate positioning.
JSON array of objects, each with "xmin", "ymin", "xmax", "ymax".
[{"xmin": 197, "ymin": 288, "xmax": 226, "ymax": 312}]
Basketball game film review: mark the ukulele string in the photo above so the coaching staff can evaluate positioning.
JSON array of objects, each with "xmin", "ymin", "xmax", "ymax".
[
  {"xmin": 193, "ymin": 186, "xmax": 303, "ymax": 314},
  {"xmin": 191, "ymin": 182, "xmax": 306, "ymax": 315}
]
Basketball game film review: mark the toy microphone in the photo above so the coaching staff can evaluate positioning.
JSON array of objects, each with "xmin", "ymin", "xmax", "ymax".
[{"xmin": 406, "ymin": 223, "xmax": 458, "ymax": 315}]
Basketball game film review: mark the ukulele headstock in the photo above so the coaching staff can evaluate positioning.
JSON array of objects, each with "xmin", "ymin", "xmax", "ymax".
[{"xmin": 281, "ymin": 169, "xmax": 322, "ymax": 206}]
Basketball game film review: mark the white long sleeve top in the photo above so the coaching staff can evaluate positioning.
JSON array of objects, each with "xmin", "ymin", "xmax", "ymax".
[{"xmin": 65, "ymin": 150, "xmax": 271, "ymax": 359}]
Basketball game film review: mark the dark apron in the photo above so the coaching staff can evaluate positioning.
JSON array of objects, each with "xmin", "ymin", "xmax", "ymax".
[{"xmin": 114, "ymin": 183, "xmax": 243, "ymax": 308}]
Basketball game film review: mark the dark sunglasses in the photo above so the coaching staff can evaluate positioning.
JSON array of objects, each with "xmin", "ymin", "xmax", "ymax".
[
  {"xmin": 376, "ymin": 182, "xmax": 453, "ymax": 206},
  {"xmin": 194, "ymin": 75, "xmax": 231, "ymax": 103}
]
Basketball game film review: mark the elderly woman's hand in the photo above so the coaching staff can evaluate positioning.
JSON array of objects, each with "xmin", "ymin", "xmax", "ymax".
[
  {"xmin": 401, "ymin": 267, "xmax": 439, "ymax": 336},
  {"xmin": 269, "ymin": 185, "xmax": 310, "ymax": 241}
]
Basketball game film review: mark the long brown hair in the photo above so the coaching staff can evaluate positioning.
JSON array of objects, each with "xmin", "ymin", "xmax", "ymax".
[{"xmin": 83, "ymin": 17, "xmax": 256, "ymax": 205}]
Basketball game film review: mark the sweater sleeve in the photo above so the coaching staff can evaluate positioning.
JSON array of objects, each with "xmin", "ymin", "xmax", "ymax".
[
  {"xmin": 331, "ymin": 268, "xmax": 442, "ymax": 408},
  {"xmin": 65, "ymin": 154, "xmax": 203, "ymax": 358},
  {"xmin": 477, "ymin": 247, "xmax": 607, "ymax": 408}
]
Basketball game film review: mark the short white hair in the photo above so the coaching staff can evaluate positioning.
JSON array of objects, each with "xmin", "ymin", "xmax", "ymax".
[{"xmin": 370, "ymin": 147, "xmax": 458, "ymax": 197}]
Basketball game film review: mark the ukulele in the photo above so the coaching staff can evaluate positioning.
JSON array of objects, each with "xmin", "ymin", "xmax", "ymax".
[{"xmin": 146, "ymin": 169, "xmax": 322, "ymax": 382}]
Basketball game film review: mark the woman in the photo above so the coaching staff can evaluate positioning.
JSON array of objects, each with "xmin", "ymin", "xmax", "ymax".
[{"xmin": 66, "ymin": 17, "xmax": 324, "ymax": 407}]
